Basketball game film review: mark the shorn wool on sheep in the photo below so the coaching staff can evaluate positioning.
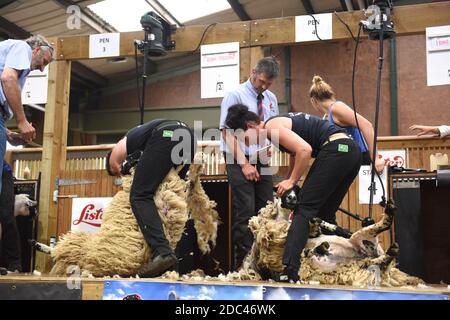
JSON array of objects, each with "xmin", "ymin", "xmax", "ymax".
[
  {"xmin": 49, "ymin": 162, "xmax": 220, "ymax": 277},
  {"xmin": 238, "ymin": 199, "xmax": 424, "ymax": 287}
]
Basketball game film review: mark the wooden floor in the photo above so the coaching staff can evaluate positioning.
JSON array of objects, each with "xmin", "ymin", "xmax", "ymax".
[{"xmin": 1, "ymin": 274, "xmax": 449, "ymax": 300}]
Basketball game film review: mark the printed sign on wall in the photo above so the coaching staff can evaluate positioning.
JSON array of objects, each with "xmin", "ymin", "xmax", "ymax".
[
  {"xmin": 426, "ymin": 25, "xmax": 450, "ymax": 86},
  {"xmin": 201, "ymin": 42, "xmax": 239, "ymax": 99},
  {"xmin": 89, "ymin": 33, "xmax": 120, "ymax": 58},
  {"xmin": 21, "ymin": 66, "xmax": 49, "ymax": 105},
  {"xmin": 71, "ymin": 197, "xmax": 112, "ymax": 233},
  {"xmin": 358, "ymin": 166, "xmax": 387, "ymax": 205},
  {"xmin": 295, "ymin": 13, "xmax": 332, "ymax": 42},
  {"xmin": 378, "ymin": 149, "xmax": 407, "ymax": 168}
]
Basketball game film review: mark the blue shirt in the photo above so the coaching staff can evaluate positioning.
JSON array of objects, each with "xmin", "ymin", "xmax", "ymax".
[
  {"xmin": 219, "ymin": 79, "xmax": 279, "ymax": 154},
  {"xmin": 327, "ymin": 101, "xmax": 368, "ymax": 153},
  {"xmin": 0, "ymin": 39, "xmax": 32, "ymax": 120}
]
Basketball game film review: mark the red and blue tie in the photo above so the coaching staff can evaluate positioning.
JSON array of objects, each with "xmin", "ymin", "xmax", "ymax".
[{"xmin": 257, "ymin": 93, "xmax": 264, "ymax": 120}]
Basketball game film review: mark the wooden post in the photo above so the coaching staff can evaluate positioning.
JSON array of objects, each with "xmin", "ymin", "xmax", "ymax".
[
  {"xmin": 239, "ymin": 46, "xmax": 264, "ymax": 83},
  {"xmin": 36, "ymin": 60, "xmax": 71, "ymax": 273}
]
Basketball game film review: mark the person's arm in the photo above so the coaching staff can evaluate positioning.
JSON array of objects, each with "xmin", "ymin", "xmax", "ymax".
[
  {"xmin": 2, "ymin": 42, "xmax": 36, "ymax": 142},
  {"xmin": 1, "ymin": 68, "xmax": 35, "ymax": 142},
  {"xmin": 222, "ymin": 129, "xmax": 260, "ymax": 182},
  {"xmin": 6, "ymin": 129, "xmax": 26, "ymax": 146},
  {"xmin": 219, "ymin": 90, "xmax": 260, "ymax": 182},
  {"xmin": 332, "ymin": 102, "xmax": 384, "ymax": 173},
  {"xmin": 109, "ymin": 137, "xmax": 127, "ymax": 176},
  {"xmin": 266, "ymin": 122, "xmax": 312, "ymax": 196},
  {"xmin": 285, "ymin": 153, "xmax": 295, "ymax": 179},
  {"xmin": 409, "ymin": 125, "xmax": 441, "ymax": 137}
]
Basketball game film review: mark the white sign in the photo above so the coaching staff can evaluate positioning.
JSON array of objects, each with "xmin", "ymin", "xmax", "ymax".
[
  {"xmin": 426, "ymin": 25, "xmax": 450, "ymax": 86},
  {"xmin": 89, "ymin": 33, "xmax": 120, "ymax": 58},
  {"xmin": 71, "ymin": 197, "xmax": 112, "ymax": 233},
  {"xmin": 378, "ymin": 149, "xmax": 407, "ymax": 168},
  {"xmin": 295, "ymin": 13, "xmax": 332, "ymax": 42},
  {"xmin": 201, "ymin": 42, "xmax": 239, "ymax": 99},
  {"xmin": 21, "ymin": 66, "xmax": 49, "ymax": 105},
  {"xmin": 358, "ymin": 166, "xmax": 388, "ymax": 205}
]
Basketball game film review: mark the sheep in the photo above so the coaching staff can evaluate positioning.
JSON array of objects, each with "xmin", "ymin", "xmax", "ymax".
[
  {"xmin": 239, "ymin": 199, "xmax": 424, "ymax": 287},
  {"xmin": 14, "ymin": 194, "xmax": 37, "ymax": 217},
  {"xmin": 47, "ymin": 162, "xmax": 220, "ymax": 277}
]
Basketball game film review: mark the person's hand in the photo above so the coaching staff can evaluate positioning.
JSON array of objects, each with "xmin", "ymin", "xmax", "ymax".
[
  {"xmin": 241, "ymin": 163, "xmax": 260, "ymax": 182},
  {"xmin": 6, "ymin": 130, "xmax": 26, "ymax": 146},
  {"xmin": 266, "ymin": 146, "xmax": 273, "ymax": 158},
  {"xmin": 409, "ymin": 125, "xmax": 439, "ymax": 137},
  {"xmin": 375, "ymin": 157, "xmax": 385, "ymax": 174},
  {"xmin": 275, "ymin": 179, "xmax": 295, "ymax": 197},
  {"xmin": 16, "ymin": 119, "xmax": 36, "ymax": 142}
]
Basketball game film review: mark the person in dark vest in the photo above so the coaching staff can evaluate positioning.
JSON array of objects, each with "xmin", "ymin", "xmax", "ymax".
[
  {"xmin": 106, "ymin": 119, "xmax": 197, "ymax": 277},
  {"xmin": 225, "ymin": 104, "xmax": 362, "ymax": 283}
]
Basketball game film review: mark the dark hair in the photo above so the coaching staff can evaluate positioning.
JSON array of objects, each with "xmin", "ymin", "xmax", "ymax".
[
  {"xmin": 225, "ymin": 104, "xmax": 260, "ymax": 131},
  {"xmin": 254, "ymin": 56, "xmax": 280, "ymax": 79},
  {"xmin": 105, "ymin": 150, "xmax": 114, "ymax": 176}
]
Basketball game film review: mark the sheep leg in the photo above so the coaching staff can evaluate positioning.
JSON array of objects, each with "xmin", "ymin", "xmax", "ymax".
[
  {"xmin": 361, "ymin": 242, "xmax": 399, "ymax": 270},
  {"xmin": 351, "ymin": 199, "xmax": 395, "ymax": 240}
]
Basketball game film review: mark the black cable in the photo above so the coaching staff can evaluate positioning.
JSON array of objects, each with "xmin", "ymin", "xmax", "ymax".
[
  {"xmin": 334, "ymin": 11, "xmax": 361, "ymax": 43},
  {"xmin": 192, "ymin": 23, "xmax": 217, "ymax": 53},
  {"xmin": 369, "ymin": 26, "xmax": 387, "ymax": 215},
  {"xmin": 308, "ymin": 14, "xmax": 324, "ymax": 42},
  {"xmin": 351, "ymin": 23, "xmax": 386, "ymax": 218},
  {"xmin": 134, "ymin": 43, "xmax": 142, "ymax": 115}
]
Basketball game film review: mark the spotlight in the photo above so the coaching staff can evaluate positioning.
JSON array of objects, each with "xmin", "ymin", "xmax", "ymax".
[{"xmin": 136, "ymin": 11, "xmax": 176, "ymax": 56}]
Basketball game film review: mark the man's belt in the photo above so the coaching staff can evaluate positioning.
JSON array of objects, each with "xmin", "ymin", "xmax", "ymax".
[
  {"xmin": 321, "ymin": 132, "xmax": 351, "ymax": 147},
  {"xmin": 154, "ymin": 120, "xmax": 188, "ymax": 132}
]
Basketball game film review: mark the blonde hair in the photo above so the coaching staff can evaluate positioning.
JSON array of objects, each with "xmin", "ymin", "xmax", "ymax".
[{"xmin": 309, "ymin": 75, "xmax": 335, "ymax": 101}]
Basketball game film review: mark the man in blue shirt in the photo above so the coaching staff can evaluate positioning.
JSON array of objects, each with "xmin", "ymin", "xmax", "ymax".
[
  {"xmin": 219, "ymin": 56, "xmax": 280, "ymax": 270},
  {"xmin": 0, "ymin": 34, "xmax": 53, "ymax": 193}
]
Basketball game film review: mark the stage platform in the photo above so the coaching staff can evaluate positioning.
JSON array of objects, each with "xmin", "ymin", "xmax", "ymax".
[{"xmin": 0, "ymin": 274, "xmax": 449, "ymax": 300}]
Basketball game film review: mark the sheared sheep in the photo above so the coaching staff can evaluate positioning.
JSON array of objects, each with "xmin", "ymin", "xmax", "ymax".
[
  {"xmin": 47, "ymin": 162, "xmax": 220, "ymax": 277},
  {"xmin": 240, "ymin": 199, "xmax": 424, "ymax": 287}
]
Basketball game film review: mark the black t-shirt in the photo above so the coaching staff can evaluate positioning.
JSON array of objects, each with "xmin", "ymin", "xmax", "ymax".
[
  {"xmin": 126, "ymin": 119, "xmax": 167, "ymax": 154},
  {"xmin": 266, "ymin": 112, "xmax": 345, "ymax": 157}
]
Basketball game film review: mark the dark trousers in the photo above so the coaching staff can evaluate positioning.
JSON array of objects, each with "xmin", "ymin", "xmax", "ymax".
[
  {"xmin": 282, "ymin": 139, "xmax": 362, "ymax": 270},
  {"xmin": 130, "ymin": 126, "xmax": 196, "ymax": 259},
  {"xmin": 226, "ymin": 156, "xmax": 274, "ymax": 269},
  {"xmin": 0, "ymin": 169, "xmax": 22, "ymax": 271}
]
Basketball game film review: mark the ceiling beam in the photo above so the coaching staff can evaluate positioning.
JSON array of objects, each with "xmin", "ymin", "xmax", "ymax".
[
  {"xmin": 227, "ymin": 0, "xmax": 251, "ymax": 21},
  {"xmin": 301, "ymin": 0, "xmax": 315, "ymax": 14},
  {"xmin": 0, "ymin": 16, "xmax": 29, "ymax": 38},
  {"xmin": 0, "ymin": 15, "xmax": 108, "ymax": 88},
  {"xmin": 339, "ymin": 0, "xmax": 348, "ymax": 11},
  {"xmin": 53, "ymin": 2, "xmax": 450, "ymax": 60},
  {"xmin": 71, "ymin": 61, "xmax": 108, "ymax": 87},
  {"xmin": 357, "ymin": 0, "xmax": 366, "ymax": 10},
  {"xmin": 145, "ymin": 0, "xmax": 183, "ymax": 27},
  {"xmin": 52, "ymin": 0, "xmax": 117, "ymax": 33}
]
